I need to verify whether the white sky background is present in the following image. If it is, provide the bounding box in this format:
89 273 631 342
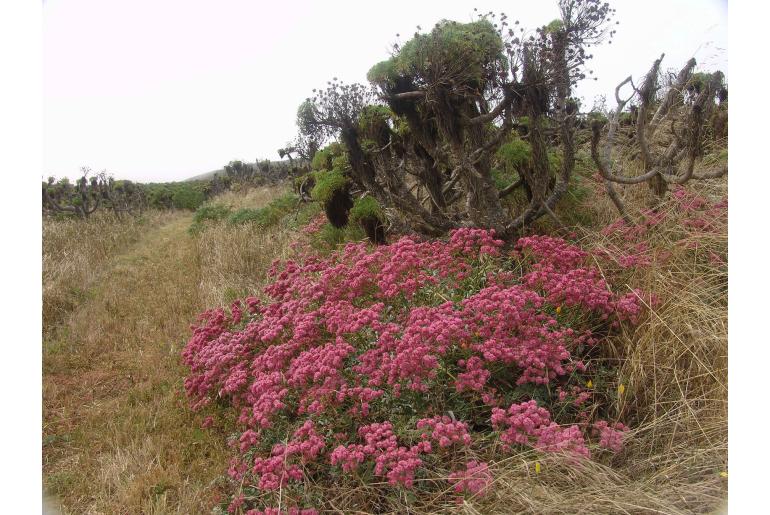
43 0 727 183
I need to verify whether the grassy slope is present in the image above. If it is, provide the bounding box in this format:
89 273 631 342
43 212 175 332
44 214 230 513
43 187 307 514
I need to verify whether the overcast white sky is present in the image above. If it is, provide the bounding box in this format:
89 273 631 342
43 0 727 183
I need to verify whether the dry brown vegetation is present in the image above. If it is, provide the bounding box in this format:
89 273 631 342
43 211 173 333
42 173 727 513
43 188 306 514
44 214 227 513
194 186 298 308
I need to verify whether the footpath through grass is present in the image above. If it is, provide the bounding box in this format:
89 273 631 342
43 214 230 514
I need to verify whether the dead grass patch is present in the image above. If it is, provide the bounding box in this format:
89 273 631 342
43 210 174 334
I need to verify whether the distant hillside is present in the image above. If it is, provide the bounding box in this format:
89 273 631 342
185 168 224 182
185 159 292 182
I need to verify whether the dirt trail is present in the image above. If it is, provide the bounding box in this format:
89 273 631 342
43 214 229 514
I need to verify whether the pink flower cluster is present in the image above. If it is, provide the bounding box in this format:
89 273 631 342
557 385 592 407
491 400 590 458
455 357 490 392
516 235 643 323
302 212 327 235
182 228 641 504
249 420 325 490
449 460 492 496
592 420 629 453
330 421 431 487
416 416 472 448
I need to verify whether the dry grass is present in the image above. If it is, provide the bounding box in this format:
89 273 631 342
43 211 173 333
193 185 304 308
195 222 296 308
43 214 227 514
206 185 291 211
43 187 298 514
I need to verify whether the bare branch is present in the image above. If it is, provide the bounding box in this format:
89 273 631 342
636 54 665 168
498 177 524 198
465 89 513 125
692 167 727 179
648 58 696 137
387 91 426 101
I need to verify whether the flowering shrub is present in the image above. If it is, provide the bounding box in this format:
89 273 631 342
183 228 642 511
592 420 629 453
449 461 493 497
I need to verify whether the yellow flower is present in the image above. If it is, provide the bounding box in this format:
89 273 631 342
720 471 728 478
535 462 541 474
586 380 593 388
618 383 625 395
555 306 562 315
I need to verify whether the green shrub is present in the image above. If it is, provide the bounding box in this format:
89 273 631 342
311 142 346 172
257 193 299 227
497 138 532 170
293 173 313 192
548 151 563 174
317 223 346 247
331 153 349 171
358 105 392 133
171 184 206 210
366 59 399 85
193 204 232 224
267 192 299 212
491 168 518 191
545 19 565 33
369 19 504 90
348 195 383 226
587 111 608 125
311 149 332 172
311 170 349 204
227 193 299 228
147 185 174 209
227 208 266 226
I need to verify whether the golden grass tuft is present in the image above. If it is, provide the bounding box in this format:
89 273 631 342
191 184 302 307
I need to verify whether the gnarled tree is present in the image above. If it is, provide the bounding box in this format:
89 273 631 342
42 168 103 219
43 168 148 219
295 0 616 238
591 54 727 221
